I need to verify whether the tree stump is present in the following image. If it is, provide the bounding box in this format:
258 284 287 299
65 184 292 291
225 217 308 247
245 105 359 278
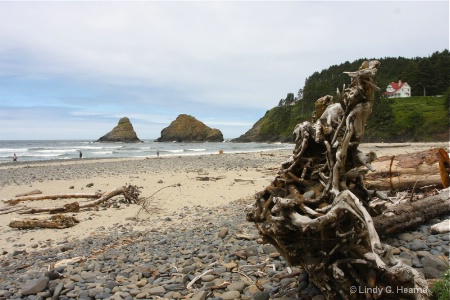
246 60 430 299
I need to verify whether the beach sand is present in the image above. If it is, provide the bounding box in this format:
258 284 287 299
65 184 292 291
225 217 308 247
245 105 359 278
0 142 448 254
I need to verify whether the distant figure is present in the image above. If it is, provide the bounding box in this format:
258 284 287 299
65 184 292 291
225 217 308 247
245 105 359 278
78 150 82 159
13 153 17 162
156 150 160 157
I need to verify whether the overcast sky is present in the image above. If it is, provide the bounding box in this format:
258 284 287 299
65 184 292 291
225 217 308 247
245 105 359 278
0 1 448 140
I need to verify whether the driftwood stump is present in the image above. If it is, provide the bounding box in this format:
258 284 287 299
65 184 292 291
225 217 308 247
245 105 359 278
246 61 431 299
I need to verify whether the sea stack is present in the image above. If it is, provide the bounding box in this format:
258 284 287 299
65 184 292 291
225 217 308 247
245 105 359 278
96 117 141 143
156 114 224 142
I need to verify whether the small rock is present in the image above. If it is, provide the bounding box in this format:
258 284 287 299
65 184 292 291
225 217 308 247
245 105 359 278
148 285 166 295
201 274 216 282
431 220 450 234
220 290 241 300
21 277 49 296
397 232 414 242
227 281 245 292
191 290 207 300
421 256 448 271
218 227 229 239
409 240 427 251
86 183 94 188
253 291 270 300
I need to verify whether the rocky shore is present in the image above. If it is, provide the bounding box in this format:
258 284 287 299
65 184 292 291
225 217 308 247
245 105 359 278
0 145 449 299
1 197 449 300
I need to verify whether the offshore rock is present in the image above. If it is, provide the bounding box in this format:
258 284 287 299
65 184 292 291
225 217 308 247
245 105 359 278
97 117 141 143
156 114 224 142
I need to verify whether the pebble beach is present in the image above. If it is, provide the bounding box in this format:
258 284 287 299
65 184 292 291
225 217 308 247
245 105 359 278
0 142 449 299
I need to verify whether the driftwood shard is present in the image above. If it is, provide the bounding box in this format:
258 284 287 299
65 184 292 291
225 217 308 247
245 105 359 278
246 60 431 299
438 148 450 188
9 214 80 229
15 189 43 198
3 192 102 206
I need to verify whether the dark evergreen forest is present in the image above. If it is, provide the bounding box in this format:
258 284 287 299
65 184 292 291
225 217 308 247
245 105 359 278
300 50 450 113
249 50 449 143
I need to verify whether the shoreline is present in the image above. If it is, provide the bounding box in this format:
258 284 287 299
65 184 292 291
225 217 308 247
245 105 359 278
1 141 448 167
0 142 448 254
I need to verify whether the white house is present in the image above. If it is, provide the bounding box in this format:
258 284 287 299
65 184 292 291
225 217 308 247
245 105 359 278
383 80 411 98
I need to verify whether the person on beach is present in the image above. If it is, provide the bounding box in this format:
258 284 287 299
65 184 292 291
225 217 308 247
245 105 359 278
13 153 17 162
156 150 159 157
78 150 82 159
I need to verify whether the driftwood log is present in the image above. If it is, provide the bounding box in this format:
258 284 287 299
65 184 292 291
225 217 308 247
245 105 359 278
9 214 80 229
365 148 450 191
246 60 431 299
374 188 450 235
6 185 140 229
3 192 102 206
15 185 140 215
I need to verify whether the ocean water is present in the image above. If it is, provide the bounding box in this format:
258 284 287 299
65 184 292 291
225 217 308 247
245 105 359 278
0 140 294 163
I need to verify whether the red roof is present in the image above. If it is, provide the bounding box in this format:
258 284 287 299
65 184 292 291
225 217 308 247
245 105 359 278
389 81 406 90
383 80 408 95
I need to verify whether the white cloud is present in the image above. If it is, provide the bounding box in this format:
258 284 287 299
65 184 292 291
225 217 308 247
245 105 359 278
0 1 448 139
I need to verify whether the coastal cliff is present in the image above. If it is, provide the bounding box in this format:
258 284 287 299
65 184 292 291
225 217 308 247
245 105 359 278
232 105 297 143
156 114 224 142
96 117 141 143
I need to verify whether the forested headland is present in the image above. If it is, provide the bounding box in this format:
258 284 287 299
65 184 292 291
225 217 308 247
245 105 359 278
234 50 449 143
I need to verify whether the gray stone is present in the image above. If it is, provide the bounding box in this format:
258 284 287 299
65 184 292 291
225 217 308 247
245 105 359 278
220 290 241 299
397 232 414 242
148 286 166 295
227 281 246 292
218 227 229 239
422 267 443 279
262 244 278 255
191 290 207 300
21 277 49 296
253 291 270 300
416 251 434 258
201 274 216 282
409 240 427 251
421 256 448 271
88 287 104 297
244 246 259 257
164 284 185 291
53 281 64 299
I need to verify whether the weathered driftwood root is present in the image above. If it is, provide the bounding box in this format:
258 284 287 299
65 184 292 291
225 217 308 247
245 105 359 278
247 190 429 299
17 185 140 215
246 61 430 299
374 188 450 235
9 214 80 229
365 148 450 191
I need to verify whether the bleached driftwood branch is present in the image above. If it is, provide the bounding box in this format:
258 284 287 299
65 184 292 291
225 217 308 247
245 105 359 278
14 185 140 215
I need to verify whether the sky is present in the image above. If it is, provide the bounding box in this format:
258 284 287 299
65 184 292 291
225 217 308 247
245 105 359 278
0 1 448 140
